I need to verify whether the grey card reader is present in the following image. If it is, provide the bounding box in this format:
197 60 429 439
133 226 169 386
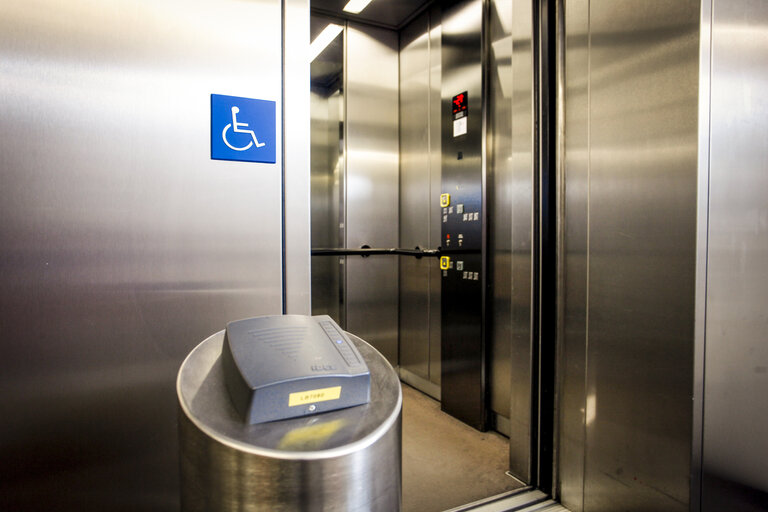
221 315 371 424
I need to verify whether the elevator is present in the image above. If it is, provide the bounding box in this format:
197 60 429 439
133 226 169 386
1 0 767 510
309 1 768 511
309 1 547 507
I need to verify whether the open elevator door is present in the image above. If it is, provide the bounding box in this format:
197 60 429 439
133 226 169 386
439 0 559 494
309 0 560 499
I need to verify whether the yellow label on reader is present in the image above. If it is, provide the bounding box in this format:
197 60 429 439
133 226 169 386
440 256 451 270
440 193 451 207
288 386 342 407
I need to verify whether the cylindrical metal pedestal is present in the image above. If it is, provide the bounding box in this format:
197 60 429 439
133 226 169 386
177 330 402 512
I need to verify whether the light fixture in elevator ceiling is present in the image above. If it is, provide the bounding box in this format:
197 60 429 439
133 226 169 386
342 0 372 14
311 0 433 31
310 23 343 62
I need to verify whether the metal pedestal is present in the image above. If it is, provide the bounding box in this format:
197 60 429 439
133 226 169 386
177 330 402 511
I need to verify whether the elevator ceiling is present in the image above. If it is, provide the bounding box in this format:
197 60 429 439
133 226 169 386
312 0 434 30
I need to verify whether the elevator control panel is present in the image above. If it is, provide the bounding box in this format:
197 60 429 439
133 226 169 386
221 315 370 424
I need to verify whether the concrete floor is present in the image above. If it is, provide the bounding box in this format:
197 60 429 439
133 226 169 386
401 384 525 512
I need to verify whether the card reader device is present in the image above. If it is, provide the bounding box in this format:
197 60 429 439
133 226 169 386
221 315 371 424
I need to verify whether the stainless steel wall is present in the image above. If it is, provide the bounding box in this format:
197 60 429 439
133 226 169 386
344 22 400 365
488 0 513 430
284 0 313 316
701 0 768 509
487 0 536 446
507 0 536 482
310 86 344 321
399 7 442 398
559 1 700 510
0 0 306 508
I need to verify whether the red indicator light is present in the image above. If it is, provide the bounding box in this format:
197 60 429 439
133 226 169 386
452 91 468 115
446 234 451 239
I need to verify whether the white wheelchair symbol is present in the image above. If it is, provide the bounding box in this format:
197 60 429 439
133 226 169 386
222 106 266 151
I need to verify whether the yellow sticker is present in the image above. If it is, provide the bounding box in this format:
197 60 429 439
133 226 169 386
288 386 342 407
440 193 451 207
440 256 451 270
277 419 346 450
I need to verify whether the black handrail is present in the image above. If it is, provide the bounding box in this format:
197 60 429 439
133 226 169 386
311 247 441 258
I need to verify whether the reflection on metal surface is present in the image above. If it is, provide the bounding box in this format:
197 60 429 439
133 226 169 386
558 0 590 507
311 24 344 62
559 1 699 510
345 22 400 365
0 0 286 509
284 0 312 315
703 0 768 509
508 0 535 483
399 9 442 391
311 14 345 325
488 0 513 432
178 331 401 511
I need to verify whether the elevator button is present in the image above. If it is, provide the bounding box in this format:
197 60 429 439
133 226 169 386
440 256 451 270
440 193 451 207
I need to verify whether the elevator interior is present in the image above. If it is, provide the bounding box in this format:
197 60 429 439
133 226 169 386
310 0 768 511
1 0 767 510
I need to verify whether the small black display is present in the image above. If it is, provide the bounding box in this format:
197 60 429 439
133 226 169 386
452 91 468 119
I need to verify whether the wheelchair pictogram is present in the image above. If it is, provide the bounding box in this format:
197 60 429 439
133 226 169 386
211 94 276 164
222 106 266 151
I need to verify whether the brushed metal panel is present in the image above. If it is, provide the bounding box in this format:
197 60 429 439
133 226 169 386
284 0 312 315
488 0 513 422
399 12 432 381
584 1 699 510
345 23 399 365
508 0 535 483
310 74 344 321
429 9 443 386
703 1 768 509
692 2 712 511
557 0 589 508
0 0 285 509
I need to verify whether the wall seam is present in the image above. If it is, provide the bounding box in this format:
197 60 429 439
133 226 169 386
580 0 591 509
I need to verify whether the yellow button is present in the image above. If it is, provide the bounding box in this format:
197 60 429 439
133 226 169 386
440 256 451 270
440 193 451 207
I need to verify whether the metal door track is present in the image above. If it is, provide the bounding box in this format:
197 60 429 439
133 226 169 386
444 488 571 512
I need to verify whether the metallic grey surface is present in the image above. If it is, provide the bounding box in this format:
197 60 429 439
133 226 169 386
692 1 712 510
558 0 589 507
0 0 287 509
344 23 400 365
178 331 402 510
398 9 443 392
508 0 535 483
310 18 344 323
440 0 487 430
702 0 768 508
558 1 700 510
284 0 312 315
488 0 514 427
400 11 433 382
429 8 443 387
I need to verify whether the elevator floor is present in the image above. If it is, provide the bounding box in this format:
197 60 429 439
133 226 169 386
401 384 525 512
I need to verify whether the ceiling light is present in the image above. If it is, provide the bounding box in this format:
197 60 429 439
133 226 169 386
342 0 373 14
310 23 343 62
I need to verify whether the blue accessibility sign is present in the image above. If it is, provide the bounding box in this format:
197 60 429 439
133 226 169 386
211 94 276 164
